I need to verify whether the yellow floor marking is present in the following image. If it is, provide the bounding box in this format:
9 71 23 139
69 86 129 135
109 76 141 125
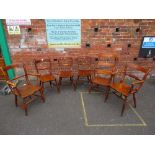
129 104 147 126
80 91 147 127
80 92 88 126
86 124 146 127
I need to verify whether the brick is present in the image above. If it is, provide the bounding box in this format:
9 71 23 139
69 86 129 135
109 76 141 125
2 19 155 73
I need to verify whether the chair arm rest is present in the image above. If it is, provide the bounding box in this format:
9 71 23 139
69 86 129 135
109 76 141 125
27 73 41 77
131 80 144 93
7 80 17 88
131 80 144 86
12 75 25 80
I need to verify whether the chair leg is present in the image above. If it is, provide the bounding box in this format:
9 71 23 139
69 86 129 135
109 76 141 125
88 82 94 93
121 97 127 116
25 108 28 116
59 77 62 85
104 86 110 103
55 79 60 93
133 93 136 108
15 95 18 107
22 99 28 116
40 87 45 102
49 81 52 88
70 76 76 91
75 76 80 90
41 82 44 92
70 76 73 82
87 75 91 82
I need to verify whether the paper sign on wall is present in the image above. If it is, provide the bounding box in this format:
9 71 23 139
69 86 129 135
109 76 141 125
142 37 155 48
45 19 81 48
6 19 31 26
7 26 21 35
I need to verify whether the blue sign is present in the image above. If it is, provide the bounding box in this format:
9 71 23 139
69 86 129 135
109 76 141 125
142 37 155 48
45 19 81 48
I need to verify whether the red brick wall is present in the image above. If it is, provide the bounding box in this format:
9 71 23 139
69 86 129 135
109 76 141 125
2 19 155 73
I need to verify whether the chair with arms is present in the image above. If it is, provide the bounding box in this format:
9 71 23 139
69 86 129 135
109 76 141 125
34 58 59 92
104 63 151 116
3 64 45 116
89 53 118 99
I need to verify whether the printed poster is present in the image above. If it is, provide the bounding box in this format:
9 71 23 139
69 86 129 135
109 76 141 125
7 26 21 35
6 19 31 26
45 19 81 48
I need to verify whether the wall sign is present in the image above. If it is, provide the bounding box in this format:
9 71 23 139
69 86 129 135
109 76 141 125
45 19 81 48
6 19 31 26
139 36 155 58
142 37 155 48
7 26 21 35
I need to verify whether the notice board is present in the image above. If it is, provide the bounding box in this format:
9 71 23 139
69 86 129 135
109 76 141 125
139 36 155 58
45 19 81 48
6 19 31 25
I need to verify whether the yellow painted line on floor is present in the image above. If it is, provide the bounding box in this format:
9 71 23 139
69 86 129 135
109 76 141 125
86 124 146 127
129 104 147 126
80 91 147 127
80 92 89 126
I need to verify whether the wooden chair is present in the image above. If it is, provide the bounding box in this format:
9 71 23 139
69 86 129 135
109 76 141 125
34 58 59 92
75 56 93 89
104 63 151 116
3 64 45 116
89 53 118 97
58 57 75 90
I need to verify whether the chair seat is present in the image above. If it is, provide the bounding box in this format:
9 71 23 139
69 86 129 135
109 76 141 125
78 70 92 76
91 77 110 86
13 84 41 98
110 82 131 96
39 74 55 82
59 71 73 78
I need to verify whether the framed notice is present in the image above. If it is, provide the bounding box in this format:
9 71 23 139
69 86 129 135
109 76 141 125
139 36 155 58
45 19 81 48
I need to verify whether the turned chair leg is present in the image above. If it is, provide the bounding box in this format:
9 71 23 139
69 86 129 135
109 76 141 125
70 76 73 82
25 108 28 116
87 75 91 82
121 97 127 116
70 76 76 91
104 86 110 103
40 87 45 102
59 77 62 85
75 76 80 90
22 99 28 116
15 95 18 107
49 81 52 88
41 82 44 92
133 93 136 108
55 79 60 93
88 82 94 93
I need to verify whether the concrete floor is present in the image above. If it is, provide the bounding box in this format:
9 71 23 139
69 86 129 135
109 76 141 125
0 79 155 135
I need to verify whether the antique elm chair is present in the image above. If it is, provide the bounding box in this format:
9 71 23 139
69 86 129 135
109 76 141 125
34 58 59 92
75 56 93 89
58 57 75 91
3 64 45 116
104 63 151 116
89 53 118 98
